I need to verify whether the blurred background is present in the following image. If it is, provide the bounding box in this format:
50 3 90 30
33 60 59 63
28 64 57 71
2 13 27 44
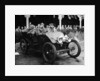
15 15 84 42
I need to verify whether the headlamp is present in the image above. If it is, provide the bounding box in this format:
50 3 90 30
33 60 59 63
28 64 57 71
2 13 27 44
58 36 63 44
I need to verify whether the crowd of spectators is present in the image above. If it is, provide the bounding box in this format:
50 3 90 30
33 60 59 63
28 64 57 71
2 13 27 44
15 22 84 35
16 22 58 35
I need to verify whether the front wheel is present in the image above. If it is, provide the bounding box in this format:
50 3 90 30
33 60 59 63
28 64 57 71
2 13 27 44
42 42 57 64
67 39 81 58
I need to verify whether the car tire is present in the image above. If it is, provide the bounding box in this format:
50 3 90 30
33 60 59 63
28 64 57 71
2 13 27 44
67 39 81 58
42 42 57 64
20 38 28 54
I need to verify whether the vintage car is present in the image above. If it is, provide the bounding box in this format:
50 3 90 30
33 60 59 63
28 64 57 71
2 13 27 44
20 26 81 63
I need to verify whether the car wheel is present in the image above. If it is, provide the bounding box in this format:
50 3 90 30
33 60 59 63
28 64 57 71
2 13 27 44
42 42 57 64
67 39 81 58
20 38 28 54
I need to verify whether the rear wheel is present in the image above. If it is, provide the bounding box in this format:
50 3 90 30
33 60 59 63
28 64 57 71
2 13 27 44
42 42 57 64
20 39 28 54
67 39 81 58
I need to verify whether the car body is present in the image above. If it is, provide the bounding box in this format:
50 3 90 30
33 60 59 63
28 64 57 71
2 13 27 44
20 27 81 63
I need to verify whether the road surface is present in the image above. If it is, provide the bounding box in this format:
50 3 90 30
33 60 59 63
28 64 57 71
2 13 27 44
15 41 84 65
